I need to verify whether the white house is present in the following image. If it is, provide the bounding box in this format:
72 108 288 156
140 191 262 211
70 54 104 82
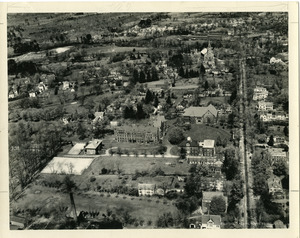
257 101 274 111
253 86 268 101
138 183 156 196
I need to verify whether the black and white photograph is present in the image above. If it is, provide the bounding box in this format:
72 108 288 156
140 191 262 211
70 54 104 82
1 1 298 235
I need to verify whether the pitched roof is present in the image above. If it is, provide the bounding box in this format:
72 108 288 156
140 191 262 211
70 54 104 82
138 183 155 190
183 105 218 118
187 215 221 227
267 174 282 189
202 215 221 226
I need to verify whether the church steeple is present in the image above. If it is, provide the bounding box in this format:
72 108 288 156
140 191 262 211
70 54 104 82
208 40 212 49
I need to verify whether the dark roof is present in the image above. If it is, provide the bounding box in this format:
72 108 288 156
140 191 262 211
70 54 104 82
202 215 221 226
115 125 158 134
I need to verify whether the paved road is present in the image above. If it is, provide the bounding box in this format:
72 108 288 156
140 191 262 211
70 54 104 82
239 58 257 228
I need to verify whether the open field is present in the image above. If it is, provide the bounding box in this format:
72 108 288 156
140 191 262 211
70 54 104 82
41 157 95 175
85 46 150 55
200 96 229 105
81 156 190 176
12 184 178 226
185 124 231 141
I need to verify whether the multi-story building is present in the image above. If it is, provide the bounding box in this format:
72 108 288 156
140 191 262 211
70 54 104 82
179 137 216 157
138 183 156 196
260 112 288 122
253 86 268 100
114 125 159 143
257 101 274 111
267 148 288 164
267 174 284 199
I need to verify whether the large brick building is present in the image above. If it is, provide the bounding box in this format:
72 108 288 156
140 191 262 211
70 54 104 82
179 137 216 157
114 125 159 143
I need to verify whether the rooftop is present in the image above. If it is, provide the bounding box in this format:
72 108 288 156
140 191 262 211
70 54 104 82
202 215 221 226
268 148 287 157
85 139 103 149
138 183 156 190
116 125 158 134
202 139 215 148
183 104 218 118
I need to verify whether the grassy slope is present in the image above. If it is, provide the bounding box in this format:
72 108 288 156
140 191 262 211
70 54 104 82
185 124 231 141
13 184 177 226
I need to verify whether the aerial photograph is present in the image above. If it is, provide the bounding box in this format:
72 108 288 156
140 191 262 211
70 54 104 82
7 12 289 230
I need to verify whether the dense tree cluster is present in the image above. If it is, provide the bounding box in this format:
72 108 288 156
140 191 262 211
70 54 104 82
8 60 37 76
9 122 63 197
221 148 240 180
168 127 185 145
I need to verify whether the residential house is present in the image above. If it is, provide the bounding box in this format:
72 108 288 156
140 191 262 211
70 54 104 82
85 139 103 155
110 121 120 127
253 86 268 100
114 125 159 143
93 112 105 124
183 104 218 124
201 215 222 229
8 91 15 99
29 91 37 98
188 215 221 229
267 174 284 199
202 191 228 214
62 81 70 90
260 112 288 122
257 101 274 111
274 136 286 144
62 117 69 125
38 82 48 92
138 183 156 196
267 148 288 164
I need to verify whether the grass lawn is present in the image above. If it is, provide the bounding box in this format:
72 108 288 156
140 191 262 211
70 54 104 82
81 156 190 177
12 184 177 227
184 124 231 142
200 96 229 105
